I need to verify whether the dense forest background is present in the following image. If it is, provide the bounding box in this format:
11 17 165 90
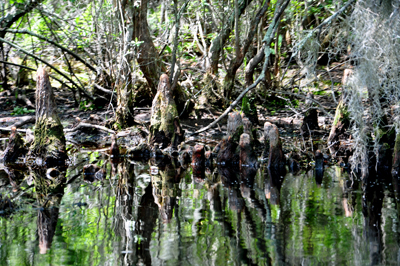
1 0 400 174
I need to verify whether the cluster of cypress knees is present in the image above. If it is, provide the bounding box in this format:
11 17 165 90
2 71 326 180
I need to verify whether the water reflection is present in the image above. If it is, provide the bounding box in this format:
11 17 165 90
2 153 400 265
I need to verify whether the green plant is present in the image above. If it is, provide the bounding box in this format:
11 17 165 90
11 107 35 116
79 100 95 111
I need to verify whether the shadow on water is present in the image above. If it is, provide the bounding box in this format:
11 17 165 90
2 151 400 265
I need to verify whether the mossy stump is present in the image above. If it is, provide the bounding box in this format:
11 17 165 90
29 67 67 166
149 74 184 149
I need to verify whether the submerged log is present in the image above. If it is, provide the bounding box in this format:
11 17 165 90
149 74 184 149
2 127 27 164
29 67 67 166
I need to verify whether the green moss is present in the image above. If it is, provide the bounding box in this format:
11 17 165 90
333 101 350 127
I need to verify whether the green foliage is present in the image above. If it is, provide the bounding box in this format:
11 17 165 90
11 106 35 115
79 100 95 111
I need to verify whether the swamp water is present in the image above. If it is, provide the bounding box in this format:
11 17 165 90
1 149 400 266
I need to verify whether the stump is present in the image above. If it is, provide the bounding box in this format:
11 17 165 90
149 74 184 149
300 109 319 135
314 150 324 185
392 134 400 175
192 144 205 167
29 67 67 166
110 134 120 159
300 93 319 136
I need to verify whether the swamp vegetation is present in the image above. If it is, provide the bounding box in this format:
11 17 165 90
1 0 400 265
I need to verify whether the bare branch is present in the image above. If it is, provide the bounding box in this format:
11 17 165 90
191 0 290 135
0 37 94 100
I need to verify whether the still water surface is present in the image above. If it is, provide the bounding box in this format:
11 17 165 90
1 150 400 266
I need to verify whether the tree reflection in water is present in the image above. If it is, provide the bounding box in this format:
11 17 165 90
2 153 400 265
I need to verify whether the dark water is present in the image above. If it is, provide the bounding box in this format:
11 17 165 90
1 150 400 266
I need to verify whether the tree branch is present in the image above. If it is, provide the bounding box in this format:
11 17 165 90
0 37 94 100
192 0 290 135
280 0 356 82
4 29 97 73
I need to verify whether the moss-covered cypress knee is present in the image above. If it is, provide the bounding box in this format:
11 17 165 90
149 74 184 149
29 67 67 166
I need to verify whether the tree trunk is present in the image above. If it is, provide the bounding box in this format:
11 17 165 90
127 0 164 94
207 0 254 75
222 0 270 101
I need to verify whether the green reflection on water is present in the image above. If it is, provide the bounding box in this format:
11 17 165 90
1 155 400 265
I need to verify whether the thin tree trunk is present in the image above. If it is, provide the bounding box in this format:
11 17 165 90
222 0 270 101
206 0 254 75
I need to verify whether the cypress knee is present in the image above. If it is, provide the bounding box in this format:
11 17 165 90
2 127 27 164
29 67 67 166
149 74 184 149
264 122 286 174
239 133 257 169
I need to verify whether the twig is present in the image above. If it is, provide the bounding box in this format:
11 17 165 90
94 83 113 95
64 122 115 134
271 89 334 119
